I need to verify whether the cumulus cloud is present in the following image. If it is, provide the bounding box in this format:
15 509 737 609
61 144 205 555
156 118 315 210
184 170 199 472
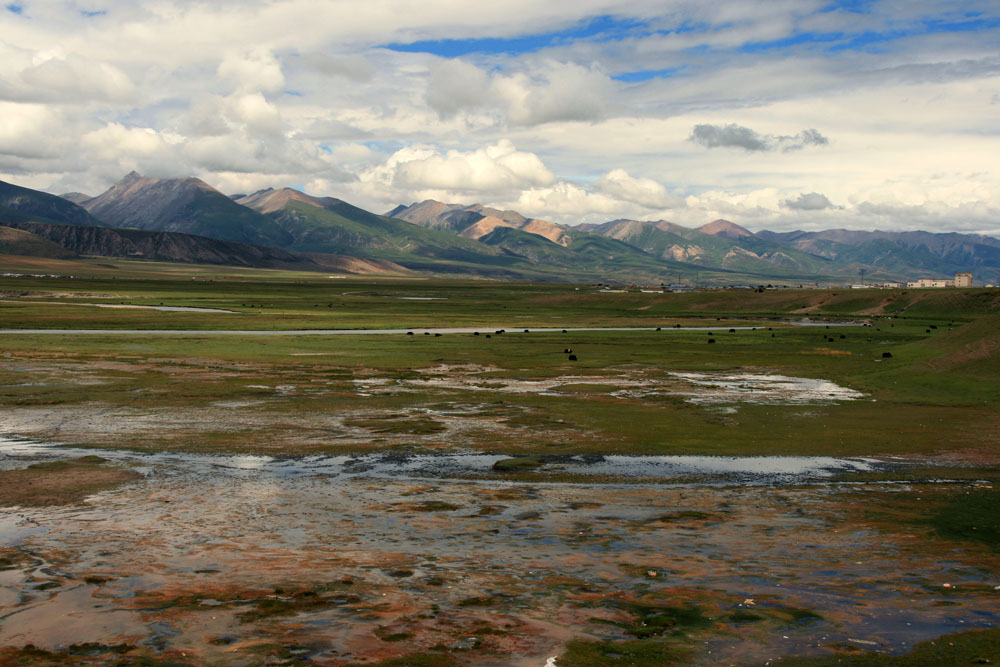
512 181 626 218
218 49 285 94
18 54 136 104
0 102 67 158
689 123 829 152
81 123 172 162
366 139 555 193
783 192 834 210
173 89 324 175
183 94 231 137
426 58 613 126
593 169 682 209
425 59 491 119
182 129 330 175
227 93 284 136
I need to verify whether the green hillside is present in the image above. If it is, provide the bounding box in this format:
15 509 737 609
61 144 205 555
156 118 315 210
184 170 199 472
0 226 77 258
596 220 845 277
0 179 105 228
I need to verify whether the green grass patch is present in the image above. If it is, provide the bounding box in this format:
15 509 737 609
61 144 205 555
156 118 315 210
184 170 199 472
926 486 1000 549
492 456 545 472
559 638 690 665
776 628 1000 665
595 601 713 639
343 654 457 667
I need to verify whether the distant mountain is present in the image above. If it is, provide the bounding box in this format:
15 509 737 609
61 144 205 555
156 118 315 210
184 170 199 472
4 171 990 284
698 219 754 240
1 220 314 269
0 179 105 228
58 192 93 205
78 172 292 247
385 200 466 228
474 225 700 278
389 200 572 246
580 218 838 276
235 187 553 277
756 229 1000 279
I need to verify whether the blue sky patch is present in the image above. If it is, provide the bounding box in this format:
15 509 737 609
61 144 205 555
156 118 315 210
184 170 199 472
613 67 683 83
6 3 23 14
385 14 648 57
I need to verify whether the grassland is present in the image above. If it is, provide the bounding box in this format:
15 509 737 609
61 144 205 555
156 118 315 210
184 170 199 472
0 270 997 459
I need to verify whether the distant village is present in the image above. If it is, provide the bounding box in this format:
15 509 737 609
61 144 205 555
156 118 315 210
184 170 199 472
594 271 991 293
855 272 974 289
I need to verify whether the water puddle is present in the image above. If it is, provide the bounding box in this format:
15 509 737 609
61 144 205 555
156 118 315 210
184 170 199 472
393 296 448 300
355 367 865 406
0 321 860 335
668 371 866 404
0 299 234 313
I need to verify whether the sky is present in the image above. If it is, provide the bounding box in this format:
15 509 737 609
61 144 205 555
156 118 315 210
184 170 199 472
1 1 999 235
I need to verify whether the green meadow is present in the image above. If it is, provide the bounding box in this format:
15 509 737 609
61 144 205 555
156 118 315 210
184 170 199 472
1 269 997 458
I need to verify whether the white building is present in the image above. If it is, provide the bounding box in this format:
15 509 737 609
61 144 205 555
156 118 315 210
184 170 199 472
906 273 973 288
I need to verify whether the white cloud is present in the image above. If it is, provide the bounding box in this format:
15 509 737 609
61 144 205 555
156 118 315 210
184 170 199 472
366 139 555 194
81 123 171 161
183 94 231 137
218 49 285 94
426 59 613 126
513 182 628 218
593 169 682 209
227 93 284 136
300 53 375 83
0 102 67 158
425 59 491 119
16 54 136 104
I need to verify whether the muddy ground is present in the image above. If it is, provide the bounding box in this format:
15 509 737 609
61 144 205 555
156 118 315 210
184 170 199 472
0 355 871 455
0 455 140 507
1 442 999 666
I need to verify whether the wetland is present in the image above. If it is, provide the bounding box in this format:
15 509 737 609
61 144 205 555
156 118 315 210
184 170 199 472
1 273 999 665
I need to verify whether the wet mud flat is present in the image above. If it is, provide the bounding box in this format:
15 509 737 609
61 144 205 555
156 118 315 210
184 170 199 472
0 356 873 455
2 441 999 665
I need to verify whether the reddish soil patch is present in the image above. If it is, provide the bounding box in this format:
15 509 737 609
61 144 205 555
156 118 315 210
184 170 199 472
0 457 140 507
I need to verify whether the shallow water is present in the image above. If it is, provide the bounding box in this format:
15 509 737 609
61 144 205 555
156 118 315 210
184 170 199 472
0 439 1000 665
668 371 866 404
0 300 234 313
1 437 998 665
366 367 868 406
0 321 858 335
0 437 878 483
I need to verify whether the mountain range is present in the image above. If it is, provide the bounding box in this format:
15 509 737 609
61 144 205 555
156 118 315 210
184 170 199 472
0 172 997 284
